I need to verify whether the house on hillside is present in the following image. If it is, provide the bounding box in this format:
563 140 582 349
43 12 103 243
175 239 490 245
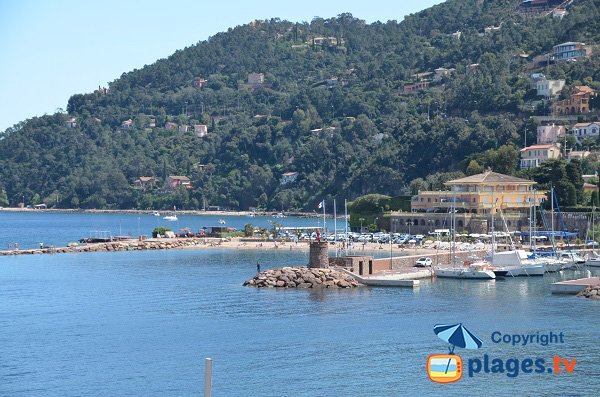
403 81 430 94
552 42 591 62
537 124 566 144
134 176 159 189
280 172 299 185
178 125 189 133
571 122 600 143
536 79 565 97
520 143 562 169
313 36 340 46
165 121 178 130
552 8 568 19
247 72 264 85
553 86 596 115
164 176 192 190
65 117 77 128
193 124 208 137
192 78 208 88
121 119 134 130
433 68 455 81
568 150 592 161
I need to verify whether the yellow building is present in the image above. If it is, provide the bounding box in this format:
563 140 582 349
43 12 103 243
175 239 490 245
411 171 545 215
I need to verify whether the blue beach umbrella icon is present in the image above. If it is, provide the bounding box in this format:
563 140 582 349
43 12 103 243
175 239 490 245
434 323 482 353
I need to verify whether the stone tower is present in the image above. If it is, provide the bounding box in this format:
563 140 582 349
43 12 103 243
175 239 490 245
308 241 329 268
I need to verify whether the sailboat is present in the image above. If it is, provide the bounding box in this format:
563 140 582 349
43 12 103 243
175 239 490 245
485 191 545 276
435 199 496 280
586 205 600 267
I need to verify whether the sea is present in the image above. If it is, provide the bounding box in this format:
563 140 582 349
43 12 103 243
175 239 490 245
1 212 599 396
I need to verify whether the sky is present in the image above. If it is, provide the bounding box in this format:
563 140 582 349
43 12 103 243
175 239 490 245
0 0 444 132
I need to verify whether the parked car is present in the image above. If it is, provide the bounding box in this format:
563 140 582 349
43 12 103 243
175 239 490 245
414 257 432 267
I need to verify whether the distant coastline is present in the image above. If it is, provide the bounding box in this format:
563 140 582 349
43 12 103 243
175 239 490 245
0 207 328 218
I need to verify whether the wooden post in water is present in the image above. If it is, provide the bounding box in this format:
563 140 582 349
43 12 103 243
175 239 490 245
204 358 212 397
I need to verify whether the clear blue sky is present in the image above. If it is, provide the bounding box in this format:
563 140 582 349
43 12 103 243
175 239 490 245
0 0 444 132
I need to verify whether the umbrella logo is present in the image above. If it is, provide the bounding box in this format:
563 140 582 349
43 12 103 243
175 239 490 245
427 323 483 384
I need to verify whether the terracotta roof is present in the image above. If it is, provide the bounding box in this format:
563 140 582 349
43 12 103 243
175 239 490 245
573 123 593 128
168 176 190 181
445 171 534 185
574 85 594 93
520 144 559 151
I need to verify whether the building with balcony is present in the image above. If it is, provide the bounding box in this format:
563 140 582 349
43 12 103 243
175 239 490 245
571 122 600 143
552 86 596 115
536 78 565 97
520 143 562 169
551 42 590 62
393 171 545 234
537 124 566 144
411 171 542 215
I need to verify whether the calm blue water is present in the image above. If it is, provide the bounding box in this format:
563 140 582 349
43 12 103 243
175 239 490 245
1 214 599 396
0 211 334 250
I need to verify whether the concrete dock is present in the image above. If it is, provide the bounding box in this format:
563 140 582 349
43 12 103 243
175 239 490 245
551 277 600 294
340 268 432 288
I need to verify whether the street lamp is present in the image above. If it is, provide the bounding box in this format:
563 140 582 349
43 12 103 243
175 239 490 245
359 218 365 233
390 219 398 270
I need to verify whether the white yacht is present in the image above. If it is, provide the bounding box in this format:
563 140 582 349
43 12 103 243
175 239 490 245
435 261 496 280
163 215 178 221
485 250 545 277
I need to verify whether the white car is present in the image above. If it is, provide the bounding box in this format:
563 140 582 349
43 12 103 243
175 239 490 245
414 257 432 267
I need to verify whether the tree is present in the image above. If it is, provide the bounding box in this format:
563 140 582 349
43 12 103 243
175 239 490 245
565 159 584 204
592 191 599 207
0 189 8 207
243 223 254 237
465 160 484 176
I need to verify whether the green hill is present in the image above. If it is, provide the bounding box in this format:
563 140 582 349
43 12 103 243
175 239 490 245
2 0 600 210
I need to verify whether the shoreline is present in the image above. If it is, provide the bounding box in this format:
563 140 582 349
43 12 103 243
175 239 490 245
0 207 329 218
0 236 450 258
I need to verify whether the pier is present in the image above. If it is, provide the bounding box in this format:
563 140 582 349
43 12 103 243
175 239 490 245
551 277 600 294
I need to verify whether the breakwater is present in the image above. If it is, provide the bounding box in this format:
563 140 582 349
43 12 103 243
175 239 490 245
0 238 212 256
244 267 361 288
577 285 600 300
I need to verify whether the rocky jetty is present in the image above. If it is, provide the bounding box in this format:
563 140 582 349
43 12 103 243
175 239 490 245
244 266 361 288
0 238 210 256
576 285 600 300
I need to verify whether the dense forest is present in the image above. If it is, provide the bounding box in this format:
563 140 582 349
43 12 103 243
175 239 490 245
2 0 600 211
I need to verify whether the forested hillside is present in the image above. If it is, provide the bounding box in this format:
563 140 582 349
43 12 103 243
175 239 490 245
2 0 600 210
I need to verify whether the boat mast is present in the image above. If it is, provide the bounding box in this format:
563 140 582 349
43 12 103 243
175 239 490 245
551 185 555 255
491 189 495 262
529 188 533 251
533 189 537 254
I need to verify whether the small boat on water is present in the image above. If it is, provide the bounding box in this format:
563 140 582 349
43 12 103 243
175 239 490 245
153 211 160 217
435 261 496 280
163 215 178 221
218 219 226 224
587 253 600 267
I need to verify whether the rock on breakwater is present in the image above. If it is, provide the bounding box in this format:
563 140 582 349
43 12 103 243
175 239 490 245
576 285 600 300
0 238 210 256
244 267 361 288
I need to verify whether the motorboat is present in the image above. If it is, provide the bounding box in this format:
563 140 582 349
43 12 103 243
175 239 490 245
558 251 585 269
163 215 178 221
218 219 226 224
485 250 545 277
435 261 496 280
587 253 600 267
153 211 160 216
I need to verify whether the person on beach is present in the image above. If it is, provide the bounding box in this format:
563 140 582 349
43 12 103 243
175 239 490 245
256 262 261 273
